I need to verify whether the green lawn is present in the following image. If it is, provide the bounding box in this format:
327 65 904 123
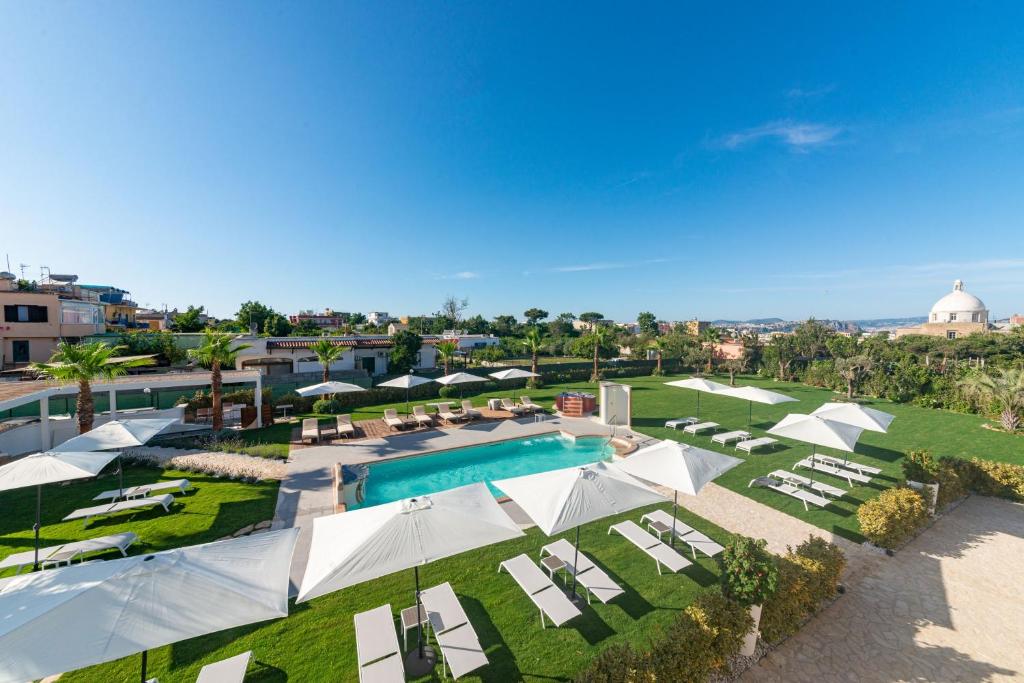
0 465 279 579
61 502 729 682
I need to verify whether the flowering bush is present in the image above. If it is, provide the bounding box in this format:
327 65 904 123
123 447 285 482
719 536 779 606
857 488 928 549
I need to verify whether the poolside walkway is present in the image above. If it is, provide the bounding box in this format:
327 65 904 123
743 495 1024 682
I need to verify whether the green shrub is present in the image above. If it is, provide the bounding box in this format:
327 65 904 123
792 535 845 605
438 385 458 399
901 448 937 483
312 398 343 414
649 612 714 683
686 590 752 672
966 457 1024 501
572 643 650 683
759 555 813 643
719 537 779 606
857 488 928 549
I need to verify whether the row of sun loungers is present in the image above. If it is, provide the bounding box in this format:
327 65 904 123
0 532 139 574
63 494 176 526
93 478 191 502
303 415 356 443
814 454 882 476
749 476 831 510
794 458 872 486
769 470 846 499
665 417 780 453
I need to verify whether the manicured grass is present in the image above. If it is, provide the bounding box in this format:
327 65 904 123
62 502 729 682
0 465 279 579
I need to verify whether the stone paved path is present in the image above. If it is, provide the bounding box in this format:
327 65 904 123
743 495 1024 683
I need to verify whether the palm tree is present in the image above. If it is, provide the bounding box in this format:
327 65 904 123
647 337 669 375
31 341 154 434
959 368 1024 432
309 338 343 383
188 331 251 431
521 327 545 377
588 325 613 382
835 355 873 399
436 341 458 375
699 326 722 373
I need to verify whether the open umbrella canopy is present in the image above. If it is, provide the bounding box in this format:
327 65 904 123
488 368 539 381
295 381 366 397
0 529 299 683
434 372 488 386
720 385 799 406
53 418 178 452
493 462 666 536
811 402 895 433
614 440 742 496
377 374 434 390
0 451 119 491
767 413 863 452
297 482 524 603
663 377 731 393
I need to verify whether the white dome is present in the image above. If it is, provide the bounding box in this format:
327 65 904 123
928 280 988 324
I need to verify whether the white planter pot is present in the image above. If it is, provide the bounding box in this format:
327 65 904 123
908 480 939 516
741 603 762 656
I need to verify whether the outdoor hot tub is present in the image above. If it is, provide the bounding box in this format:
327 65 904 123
556 391 596 417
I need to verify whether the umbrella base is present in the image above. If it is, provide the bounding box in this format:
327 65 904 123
405 646 437 676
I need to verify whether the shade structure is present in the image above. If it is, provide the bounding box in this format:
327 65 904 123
614 440 741 547
53 418 179 452
664 377 731 419
295 381 366 397
719 385 799 427
0 528 299 683
494 462 666 601
0 451 121 571
434 372 488 386
488 368 539 397
297 482 524 672
767 413 863 453
377 374 434 414
811 402 895 433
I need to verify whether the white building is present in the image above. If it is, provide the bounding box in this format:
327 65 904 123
232 335 439 376
895 280 992 339
366 312 393 326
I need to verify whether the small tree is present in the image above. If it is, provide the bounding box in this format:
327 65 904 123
436 340 458 375
637 311 658 336
588 325 614 382
722 356 748 386
959 368 1024 432
699 326 722 373
521 327 544 378
523 308 549 326
578 311 605 330
188 331 251 431
171 305 206 333
32 342 155 433
719 537 779 607
309 338 343 383
835 354 873 398
389 330 423 374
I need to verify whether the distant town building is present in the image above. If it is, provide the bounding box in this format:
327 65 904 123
572 318 613 331
288 309 350 331
895 280 991 340
366 312 394 326
1010 314 1024 329
135 308 173 331
232 334 440 377
387 322 409 335
684 319 710 336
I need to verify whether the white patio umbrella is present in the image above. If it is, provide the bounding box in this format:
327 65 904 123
0 528 299 683
377 373 434 415
719 385 799 427
615 440 741 547
434 371 488 398
295 381 366 397
664 377 730 419
767 413 864 479
494 462 665 602
0 451 120 571
54 418 179 498
811 402 895 433
488 368 539 398
296 482 523 673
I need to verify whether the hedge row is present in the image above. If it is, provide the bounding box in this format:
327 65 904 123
759 536 846 642
903 449 1024 505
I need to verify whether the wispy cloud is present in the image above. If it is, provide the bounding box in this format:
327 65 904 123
720 120 844 151
435 271 481 280
785 84 837 100
548 258 671 273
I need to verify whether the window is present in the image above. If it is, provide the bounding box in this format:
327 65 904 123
3 304 48 323
947 331 957 340
972 312 980 322
948 312 957 322
931 313 937 322
60 301 103 325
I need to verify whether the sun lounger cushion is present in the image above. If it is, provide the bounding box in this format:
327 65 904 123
354 605 403 683
499 554 582 627
608 520 691 574
420 582 488 679
665 417 698 429
539 538 624 604
735 437 777 453
640 510 724 559
196 651 252 683
93 479 191 501
63 494 175 523
683 421 718 434
712 430 750 445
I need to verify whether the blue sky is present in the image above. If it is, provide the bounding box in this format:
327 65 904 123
2 2 1023 322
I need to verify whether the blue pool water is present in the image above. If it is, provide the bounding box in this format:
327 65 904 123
350 434 613 509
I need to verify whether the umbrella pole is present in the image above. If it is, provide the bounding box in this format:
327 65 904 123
406 388 410 417
140 650 147 683
405 565 436 675
415 565 424 658
118 454 124 498
33 484 41 571
569 526 582 602
748 400 752 428
670 490 678 548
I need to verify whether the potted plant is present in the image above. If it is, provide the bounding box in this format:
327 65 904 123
719 537 779 656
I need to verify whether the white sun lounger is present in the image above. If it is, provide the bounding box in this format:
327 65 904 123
735 437 778 453
814 454 882 476
63 494 175 525
795 458 872 486
381 409 409 431
499 554 582 627
683 421 719 435
460 400 482 419
336 414 356 438
749 477 829 511
0 532 139 574
608 521 691 574
769 470 846 499
438 403 466 425
301 418 320 443
500 398 525 415
520 397 545 412
354 604 404 683
665 417 698 429
196 651 252 683
539 538 624 604
411 406 434 427
711 430 750 445
420 582 488 680
639 510 724 559
93 479 191 502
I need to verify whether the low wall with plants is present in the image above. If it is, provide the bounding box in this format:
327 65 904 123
574 535 845 683
903 449 1024 505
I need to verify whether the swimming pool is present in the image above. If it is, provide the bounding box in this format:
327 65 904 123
349 433 614 509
